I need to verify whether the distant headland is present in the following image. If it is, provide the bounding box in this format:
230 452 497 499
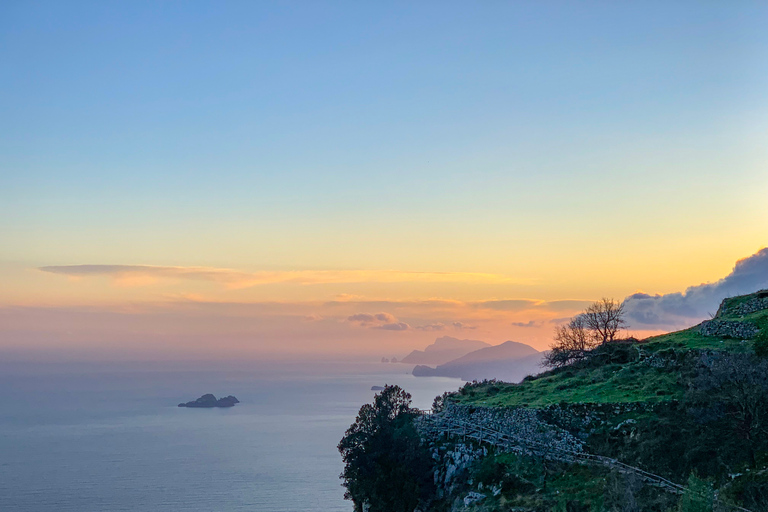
178 394 240 408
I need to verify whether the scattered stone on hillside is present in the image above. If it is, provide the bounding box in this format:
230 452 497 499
698 291 767 340
419 404 583 454
463 492 486 506
699 319 760 340
716 290 768 317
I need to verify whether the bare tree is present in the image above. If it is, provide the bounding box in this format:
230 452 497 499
583 298 627 344
544 298 628 368
543 315 596 367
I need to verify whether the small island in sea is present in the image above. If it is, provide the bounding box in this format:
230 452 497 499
370 386 385 391
178 394 240 408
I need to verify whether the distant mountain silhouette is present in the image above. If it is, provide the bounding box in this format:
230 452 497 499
400 336 491 365
412 340 544 382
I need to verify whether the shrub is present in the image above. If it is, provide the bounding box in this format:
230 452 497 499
677 473 714 512
754 330 768 358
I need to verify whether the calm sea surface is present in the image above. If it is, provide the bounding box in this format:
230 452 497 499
0 360 461 512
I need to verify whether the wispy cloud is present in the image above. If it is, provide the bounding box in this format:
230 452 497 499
511 320 543 328
474 299 592 312
347 312 397 324
38 265 519 288
375 322 410 331
347 312 412 331
414 323 446 331
413 321 478 331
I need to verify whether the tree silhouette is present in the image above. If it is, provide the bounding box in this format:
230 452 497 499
338 385 435 512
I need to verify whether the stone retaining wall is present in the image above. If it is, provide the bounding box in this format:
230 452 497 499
718 291 768 317
699 319 760 339
428 404 583 453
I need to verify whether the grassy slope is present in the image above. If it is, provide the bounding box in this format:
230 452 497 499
450 305 767 409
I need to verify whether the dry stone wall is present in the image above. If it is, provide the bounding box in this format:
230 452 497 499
718 291 768 317
423 404 583 453
699 319 760 339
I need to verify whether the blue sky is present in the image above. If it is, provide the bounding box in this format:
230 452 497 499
1 1 767 356
2 2 766 262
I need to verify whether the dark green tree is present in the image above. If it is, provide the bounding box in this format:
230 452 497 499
338 385 435 512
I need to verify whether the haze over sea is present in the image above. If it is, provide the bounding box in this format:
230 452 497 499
0 360 461 512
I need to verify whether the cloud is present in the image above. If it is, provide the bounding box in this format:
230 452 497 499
347 312 408 331
412 321 481 331
623 247 768 328
475 299 538 311
347 312 397 325
451 321 478 330
375 322 410 331
347 313 376 323
302 314 323 322
39 265 519 288
473 299 592 312
511 320 542 328
415 323 446 331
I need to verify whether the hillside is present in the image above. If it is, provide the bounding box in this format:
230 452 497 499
450 292 768 410
345 290 768 512
424 290 768 511
401 336 491 365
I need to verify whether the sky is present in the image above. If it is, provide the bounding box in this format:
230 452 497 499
1 1 767 360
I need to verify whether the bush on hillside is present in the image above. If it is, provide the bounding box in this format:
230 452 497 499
754 329 768 358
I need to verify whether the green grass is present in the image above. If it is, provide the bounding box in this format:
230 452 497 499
448 292 767 409
474 452 609 511
719 291 768 316
643 327 753 352
723 308 768 329
451 361 682 408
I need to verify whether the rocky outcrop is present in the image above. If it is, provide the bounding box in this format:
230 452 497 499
698 291 766 340
430 441 487 498
717 290 768 317
422 404 583 454
177 394 240 408
699 319 760 339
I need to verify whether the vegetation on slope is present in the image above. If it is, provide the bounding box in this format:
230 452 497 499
340 290 768 511
453 302 768 409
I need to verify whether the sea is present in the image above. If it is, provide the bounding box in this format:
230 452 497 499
0 360 462 512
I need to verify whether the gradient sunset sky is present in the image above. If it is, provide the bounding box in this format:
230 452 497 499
2 2 767 360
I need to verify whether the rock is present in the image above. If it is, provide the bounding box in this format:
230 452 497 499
699 319 760 339
463 492 486 506
216 395 240 407
178 394 240 408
